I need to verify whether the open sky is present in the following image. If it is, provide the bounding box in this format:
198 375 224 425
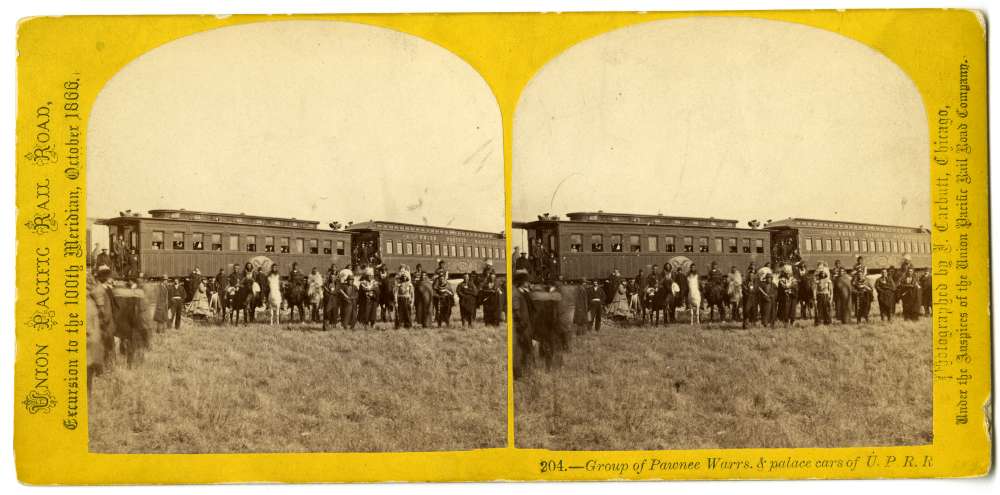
88 20 503 234
513 17 929 243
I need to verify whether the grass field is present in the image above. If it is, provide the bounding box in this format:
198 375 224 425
89 316 506 453
514 318 932 450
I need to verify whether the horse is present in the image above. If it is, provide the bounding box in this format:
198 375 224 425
641 286 666 326
225 283 254 325
704 278 727 322
798 274 815 319
727 277 743 321
415 277 434 327
283 279 309 323
307 278 325 322
686 273 702 325
378 274 396 324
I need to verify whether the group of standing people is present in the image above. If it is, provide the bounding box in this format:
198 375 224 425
567 255 932 331
144 258 505 331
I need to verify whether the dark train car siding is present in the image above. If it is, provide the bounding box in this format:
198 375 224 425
522 215 771 280
349 221 506 276
102 212 352 278
767 219 932 271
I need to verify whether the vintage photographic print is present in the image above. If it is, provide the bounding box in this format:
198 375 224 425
512 17 934 450
14 10 989 484
83 21 506 453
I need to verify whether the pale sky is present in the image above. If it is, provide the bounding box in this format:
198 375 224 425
513 17 929 236
89 21 503 233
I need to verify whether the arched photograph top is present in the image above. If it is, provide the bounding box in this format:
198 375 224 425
85 20 507 454
512 17 932 451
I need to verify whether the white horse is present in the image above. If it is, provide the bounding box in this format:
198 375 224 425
687 272 702 325
266 273 282 325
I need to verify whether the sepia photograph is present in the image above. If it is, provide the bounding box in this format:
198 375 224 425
511 17 933 450
84 20 507 453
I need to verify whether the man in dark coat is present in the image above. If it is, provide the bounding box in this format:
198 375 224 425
478 276 501 326
742 271 758 328
512 270 534 380
227 264 240 289
167 278 187 329
322 275 340 331
337 274 358 329
95 248 111 270
875 270 897 321
920 271 933 316
456 274 479 327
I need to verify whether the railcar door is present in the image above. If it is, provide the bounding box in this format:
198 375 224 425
769 228 799 266
350 230 380 267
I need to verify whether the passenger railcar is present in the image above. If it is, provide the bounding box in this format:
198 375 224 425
347 220 506 276
765 218 931 271
514 212 771 280
98 209 353 278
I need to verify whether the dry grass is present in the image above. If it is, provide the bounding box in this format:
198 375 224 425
89 316 506 453
515 319 932 450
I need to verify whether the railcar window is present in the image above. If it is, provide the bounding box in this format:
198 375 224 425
450 245 457 257
280 237 289 253
683 237 694 253
433 244 440 256
570 234 583 252
591 234 604 252
868 240 876 252
713 237 723 253
905 240 912 254
229 234 238 251
336 240 345 256
309 239 318 254
629 235 641 253
211 233 222 251
265 236 275 252
416 243 423 255
608 234 622 252
247 235 257 252
647 236 658 253
172 232 185 250
860 239 868 252
825 239 832 251
742 238 751 253
192 233 204 251
151 231 164 250
385 241 393 255
295 238 304 254
425 244 431 257
323 240 332 255
395 241 403 255
405 242 413 255
834 238 842 252
664 236 675 253
755 239 764 254
851 239 859 252
728 238 737 253
803 238 812 252
698 237 709 253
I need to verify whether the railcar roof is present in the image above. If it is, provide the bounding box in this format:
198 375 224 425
97 209 347 233
347 220 504 238
766 217 929 233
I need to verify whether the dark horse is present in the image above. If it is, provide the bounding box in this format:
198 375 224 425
283 279 309 323
704 279 727 322
378 273 396 324
641 285 669 326
225 283 254 325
